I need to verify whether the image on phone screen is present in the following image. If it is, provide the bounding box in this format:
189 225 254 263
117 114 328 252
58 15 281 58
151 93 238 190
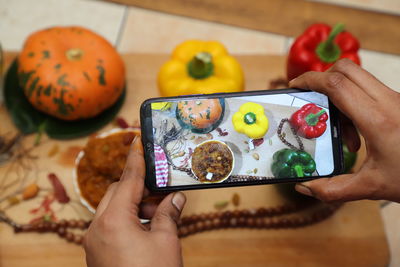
145 90 339 189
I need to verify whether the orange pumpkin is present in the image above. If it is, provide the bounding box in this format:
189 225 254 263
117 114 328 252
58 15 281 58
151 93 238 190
176 99 224 133
17 26 125 120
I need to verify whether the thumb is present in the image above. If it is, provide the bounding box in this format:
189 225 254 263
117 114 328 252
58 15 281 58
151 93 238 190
295 174 369 202
151 192 186 234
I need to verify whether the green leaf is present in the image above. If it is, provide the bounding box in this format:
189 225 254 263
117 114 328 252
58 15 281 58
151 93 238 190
4 59 126 139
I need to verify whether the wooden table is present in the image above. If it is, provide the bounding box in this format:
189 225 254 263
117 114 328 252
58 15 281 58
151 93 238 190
0 53 389 267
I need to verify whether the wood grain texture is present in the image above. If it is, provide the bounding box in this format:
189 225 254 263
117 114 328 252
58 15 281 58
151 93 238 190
108 0 400 55
0 53 389 267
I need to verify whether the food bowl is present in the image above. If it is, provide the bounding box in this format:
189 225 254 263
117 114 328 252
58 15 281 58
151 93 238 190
73 128 141 214
191 140 235 183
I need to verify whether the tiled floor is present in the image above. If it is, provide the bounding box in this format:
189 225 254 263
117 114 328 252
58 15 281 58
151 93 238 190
1 0 400 266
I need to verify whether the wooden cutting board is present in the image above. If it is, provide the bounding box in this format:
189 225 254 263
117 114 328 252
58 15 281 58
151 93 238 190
0 53 389 267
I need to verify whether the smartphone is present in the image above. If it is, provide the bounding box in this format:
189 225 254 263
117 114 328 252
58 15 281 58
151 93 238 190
140 89 343 192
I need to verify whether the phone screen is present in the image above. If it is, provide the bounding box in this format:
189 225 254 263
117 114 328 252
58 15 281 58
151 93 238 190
142 90 342 190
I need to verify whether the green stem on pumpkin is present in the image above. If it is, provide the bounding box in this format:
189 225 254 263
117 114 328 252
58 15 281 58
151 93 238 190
187 52 214 79
316 23 345 63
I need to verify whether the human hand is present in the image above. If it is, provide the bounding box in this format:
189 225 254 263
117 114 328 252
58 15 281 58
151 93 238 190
289 58 400 203
83 136 186 267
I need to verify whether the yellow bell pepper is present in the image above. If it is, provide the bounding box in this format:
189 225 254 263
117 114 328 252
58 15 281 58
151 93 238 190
232 102 269 139
158 40 244 96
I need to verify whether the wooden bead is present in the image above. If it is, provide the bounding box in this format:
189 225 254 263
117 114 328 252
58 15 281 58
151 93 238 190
212 218 220 228
21 224 34 232
229 218 237 228
76 220 87 230
49 222 59 232
58 219 67 228
36 222 46 233
74 235 83 245
240 210 250 217
187 224 196 234
179 227 188 237
232 210 241 218
255 218 263 228
203 220 212 230
57 227 66 237
256 207 267 216
65 231 74 242
238 217 246 226
246 217 255 228
67 219 78 228
220 219 229 228
195 221 205 232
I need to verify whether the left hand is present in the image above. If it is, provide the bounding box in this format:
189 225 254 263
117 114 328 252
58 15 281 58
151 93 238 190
83 136 186 267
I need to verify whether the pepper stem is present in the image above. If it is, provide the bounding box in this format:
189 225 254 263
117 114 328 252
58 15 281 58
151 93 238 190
294 165 304 178
316 23 345 63
244 112 257 125
305 109 325 126
187 52 214 79
66 48 84 61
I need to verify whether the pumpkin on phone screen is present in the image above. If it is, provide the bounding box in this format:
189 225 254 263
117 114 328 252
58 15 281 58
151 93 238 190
176 99 224 133
17 26 125 121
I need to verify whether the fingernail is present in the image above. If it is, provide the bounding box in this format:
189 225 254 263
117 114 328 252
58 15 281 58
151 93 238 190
288 78 297 85
295 183 313 197
172 192 186 212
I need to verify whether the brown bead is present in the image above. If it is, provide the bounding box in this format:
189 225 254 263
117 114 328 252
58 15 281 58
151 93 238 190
74 235 83 245
212 218 220 228
180 217 190 225
269 218 279 228
58 219 67 228
222 210 232 219
195 221 205 232
179 227 188 237
256 207 267 216
241 210 250 217
76 220 87 230
229 218 237 227
190 215 198 223
280 218 291 227
255 218 263 228
187 224 196 234
206 212 215 220
65 231 75 242
21 224 34 232
246 217 255 228
49 222 59 232
203 220 212 230
36 222 46 232
198 213 207 221
232 210 241 218
248 209 257 216
57 227 66 237
238 217 246 226
220 219 229 228
14 225 23 233
67 219 78 228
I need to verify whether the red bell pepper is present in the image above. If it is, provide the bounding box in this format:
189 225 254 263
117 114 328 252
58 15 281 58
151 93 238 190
290 103 328 139
287 23 361 81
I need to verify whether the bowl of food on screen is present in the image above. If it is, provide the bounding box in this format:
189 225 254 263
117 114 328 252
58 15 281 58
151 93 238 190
191 140 234 183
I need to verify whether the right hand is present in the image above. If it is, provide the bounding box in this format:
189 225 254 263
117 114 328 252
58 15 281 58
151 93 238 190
289 58 400 203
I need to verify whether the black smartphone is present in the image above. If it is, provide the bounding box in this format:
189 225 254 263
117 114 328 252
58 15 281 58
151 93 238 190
140 89 343 192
